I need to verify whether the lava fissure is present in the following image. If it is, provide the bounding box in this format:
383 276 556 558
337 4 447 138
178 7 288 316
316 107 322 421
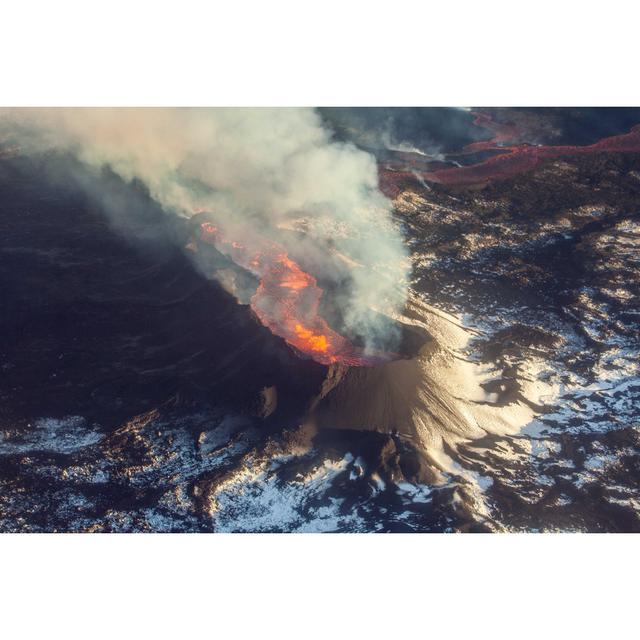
198 222 388 366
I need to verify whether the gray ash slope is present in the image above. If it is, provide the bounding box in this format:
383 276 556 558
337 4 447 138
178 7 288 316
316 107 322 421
1 109 640 532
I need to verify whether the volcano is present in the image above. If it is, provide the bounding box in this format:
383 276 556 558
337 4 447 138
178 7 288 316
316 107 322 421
195 220 403 367
2 107 640 533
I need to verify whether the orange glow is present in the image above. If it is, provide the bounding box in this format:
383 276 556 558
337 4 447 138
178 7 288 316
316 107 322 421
196 219 387 366
276 255 312 290
201 222 218 235
294 324 330 353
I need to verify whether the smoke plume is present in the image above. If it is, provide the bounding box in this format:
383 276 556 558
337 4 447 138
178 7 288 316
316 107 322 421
0 108 408 351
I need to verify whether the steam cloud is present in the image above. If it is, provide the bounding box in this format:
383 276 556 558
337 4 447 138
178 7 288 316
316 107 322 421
0 108 408 350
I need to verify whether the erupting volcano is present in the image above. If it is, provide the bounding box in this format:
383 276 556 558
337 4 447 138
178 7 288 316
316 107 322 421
198 222 388 366
2 107 640 535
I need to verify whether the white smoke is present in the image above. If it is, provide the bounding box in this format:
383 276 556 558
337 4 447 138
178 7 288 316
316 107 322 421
0 108 408 348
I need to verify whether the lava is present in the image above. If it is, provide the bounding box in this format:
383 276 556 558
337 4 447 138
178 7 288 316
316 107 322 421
462 111 521 153
294 324 329 353
377 113 640 193
423 121 640 186
198 222 384 366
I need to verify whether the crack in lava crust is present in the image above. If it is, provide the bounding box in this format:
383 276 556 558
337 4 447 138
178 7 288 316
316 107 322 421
198 222 388 366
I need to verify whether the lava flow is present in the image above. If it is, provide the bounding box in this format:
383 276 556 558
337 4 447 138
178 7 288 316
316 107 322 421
424 115 640 186
377 113 640 194
198 222 385 366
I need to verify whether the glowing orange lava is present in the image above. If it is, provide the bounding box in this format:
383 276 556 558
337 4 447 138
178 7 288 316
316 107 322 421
197 221 384 366
294 324 329 353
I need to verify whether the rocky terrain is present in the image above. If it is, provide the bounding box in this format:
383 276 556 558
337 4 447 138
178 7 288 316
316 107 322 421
1 108 638 532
